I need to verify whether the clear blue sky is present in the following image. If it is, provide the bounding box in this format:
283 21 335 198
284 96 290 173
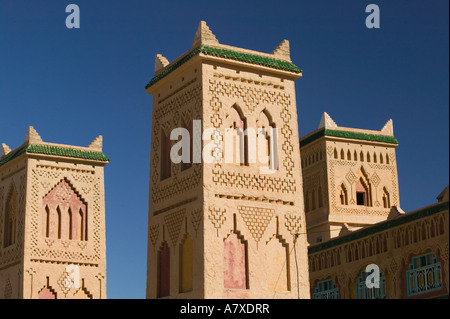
0 0 448 299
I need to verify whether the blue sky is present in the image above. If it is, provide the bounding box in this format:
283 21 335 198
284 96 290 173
0 1 448 299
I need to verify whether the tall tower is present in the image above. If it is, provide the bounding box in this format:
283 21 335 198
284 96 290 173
0 127 109 299
146 21 310 299
300 113 400 245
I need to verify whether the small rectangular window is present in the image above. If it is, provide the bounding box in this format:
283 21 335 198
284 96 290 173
356 192 365 206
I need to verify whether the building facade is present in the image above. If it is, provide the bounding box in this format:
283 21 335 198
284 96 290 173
145 21 310 299
0 127 109 299
308 189 449 299
301 114 449 299
300 113 400 245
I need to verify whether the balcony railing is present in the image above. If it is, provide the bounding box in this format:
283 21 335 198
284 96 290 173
407 262 443 296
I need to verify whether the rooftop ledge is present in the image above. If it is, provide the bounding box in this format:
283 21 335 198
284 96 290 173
145 45 303 90
0 143 110 168
300 128 399 148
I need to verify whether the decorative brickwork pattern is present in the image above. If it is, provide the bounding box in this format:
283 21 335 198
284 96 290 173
211 170 296 194
284 213 302 237
191 209 202 234
208 206 227 236
0 176 26 267
328 160 396 216
208 78 298 182
150 82 202 203
238 206 274 243
29 166 102 263
163 209 185 247
148 224 160 250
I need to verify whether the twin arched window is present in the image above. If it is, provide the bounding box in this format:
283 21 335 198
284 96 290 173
3 184 17 248
42 179 87 241
225 105 278 170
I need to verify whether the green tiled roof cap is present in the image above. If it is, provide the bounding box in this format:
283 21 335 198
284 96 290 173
0 144 109 167
145 45 302 89
300 129 399 147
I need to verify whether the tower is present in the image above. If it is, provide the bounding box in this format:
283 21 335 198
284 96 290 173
300 113 400 245
146 21 310 298
0 127 109 299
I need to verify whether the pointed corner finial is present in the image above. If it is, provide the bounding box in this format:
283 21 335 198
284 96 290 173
1 143 11 158
381 119 394 135
339 223 352 236
318 112 338 129
24 126 43 144
192 20 219 48
88 135 103 151
155 54 170 75
272 39 291 61
387 206 405 220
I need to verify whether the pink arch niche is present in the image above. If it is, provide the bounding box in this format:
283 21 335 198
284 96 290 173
42 179 87 241
223 232 248 289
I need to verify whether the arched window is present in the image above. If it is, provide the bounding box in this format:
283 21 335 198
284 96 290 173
339 184 348 205
360 151 364 162
334 148 338 159
311 190 316 211
382 187 390 208
380 153 384 164
347 150 352 161
386 154 390 164
223 232 248 289
45 205 50 238
367 152 371 162
257 110 277 171
430 220 436 238
38 278 57 299
356 169 372 206
421 222 427 241
405 228 410 245
439 217 445 235
68 208 73 240
78 208 86 241
179 234 193 293
304 191 310 212
43 179 88 241
313 279 340 299
340 149 345 160
373 153 377 163
318 186 323 208
225 105 248 166
356 268 387 299
3 184 17 248
266 236 289 291
157 241 170 297
56 206 62 239
160 128 172 180
181 118 193 171
356 179 368 206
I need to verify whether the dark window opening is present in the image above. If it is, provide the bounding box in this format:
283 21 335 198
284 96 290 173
357 192 366 206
